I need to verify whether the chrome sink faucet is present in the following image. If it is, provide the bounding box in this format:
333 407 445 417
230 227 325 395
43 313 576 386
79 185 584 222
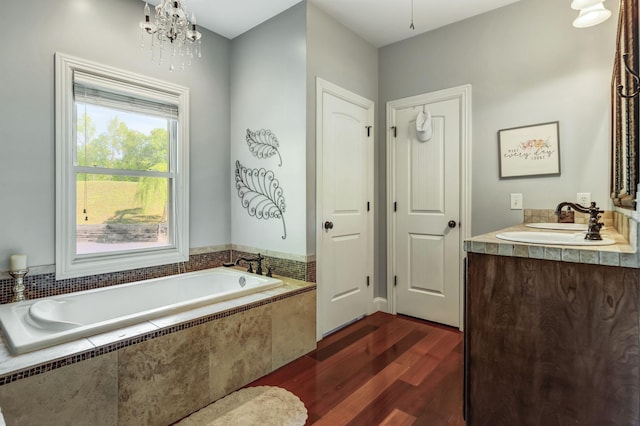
555 201 604 240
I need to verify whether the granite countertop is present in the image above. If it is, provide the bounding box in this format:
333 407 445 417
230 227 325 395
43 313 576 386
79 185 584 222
464 224 639 268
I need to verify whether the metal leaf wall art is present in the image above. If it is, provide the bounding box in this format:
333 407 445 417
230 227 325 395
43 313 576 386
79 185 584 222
235 160 287 239
246 129 283 166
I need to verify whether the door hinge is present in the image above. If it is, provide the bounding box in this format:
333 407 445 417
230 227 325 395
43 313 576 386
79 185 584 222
391 126 397 138
394 275 398 287
366 126 372 137
367 201 370 211
394 202 397 212
367 276 370 287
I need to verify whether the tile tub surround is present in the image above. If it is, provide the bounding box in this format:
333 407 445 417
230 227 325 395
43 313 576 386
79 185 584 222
0 277 316 425
0 246 316 305
0 352 118 426
0 275 315 383
464 223 639 268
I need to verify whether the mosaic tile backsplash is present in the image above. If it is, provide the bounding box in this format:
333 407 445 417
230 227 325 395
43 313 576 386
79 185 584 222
0 248 315 305
230 250 315 283
523 208 614 227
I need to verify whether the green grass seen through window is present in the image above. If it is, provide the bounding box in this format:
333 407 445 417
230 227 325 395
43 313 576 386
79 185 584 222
76 181 166 225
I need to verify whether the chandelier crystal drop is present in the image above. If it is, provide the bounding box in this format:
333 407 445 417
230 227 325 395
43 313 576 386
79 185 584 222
139 1 202 71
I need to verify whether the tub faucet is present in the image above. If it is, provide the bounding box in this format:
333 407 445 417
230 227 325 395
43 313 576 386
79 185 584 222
251 253 264 275
255 255 263 276
233 253 264 275
555 201 604 240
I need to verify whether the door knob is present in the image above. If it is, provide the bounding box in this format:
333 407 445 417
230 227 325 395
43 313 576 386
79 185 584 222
448 220 457 229
324 221 334 230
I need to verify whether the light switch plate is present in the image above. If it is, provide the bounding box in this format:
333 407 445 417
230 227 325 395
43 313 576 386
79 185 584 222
510 193 523 210
577 192 591 206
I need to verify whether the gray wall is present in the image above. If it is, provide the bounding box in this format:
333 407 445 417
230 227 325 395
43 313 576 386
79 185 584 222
0 0 619 305
0 0 231 270
378 0 617 296
230 3 307 255
306 3 380 290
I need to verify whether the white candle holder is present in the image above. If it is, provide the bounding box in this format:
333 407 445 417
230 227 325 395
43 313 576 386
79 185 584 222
9 269 28 302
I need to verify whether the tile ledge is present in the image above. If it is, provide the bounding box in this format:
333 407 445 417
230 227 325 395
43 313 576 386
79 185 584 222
465 224 638 268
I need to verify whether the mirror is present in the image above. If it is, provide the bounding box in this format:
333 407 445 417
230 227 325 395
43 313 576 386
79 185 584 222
611 0 639 209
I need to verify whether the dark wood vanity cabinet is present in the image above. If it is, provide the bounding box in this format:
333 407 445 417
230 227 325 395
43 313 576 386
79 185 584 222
464 253 640 426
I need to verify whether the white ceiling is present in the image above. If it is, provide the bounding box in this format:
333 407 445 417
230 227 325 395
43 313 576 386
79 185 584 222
144 0 521 47
144 0 304 40
310 0 521 47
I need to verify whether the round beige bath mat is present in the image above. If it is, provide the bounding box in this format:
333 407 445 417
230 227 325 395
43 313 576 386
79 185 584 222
175 385 307 426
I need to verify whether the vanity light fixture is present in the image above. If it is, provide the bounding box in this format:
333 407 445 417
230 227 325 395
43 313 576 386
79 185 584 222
571 0 612 28
139 1 202 71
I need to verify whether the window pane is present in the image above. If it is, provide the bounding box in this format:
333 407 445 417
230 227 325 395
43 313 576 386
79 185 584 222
76 103 169 172
76 174 171 255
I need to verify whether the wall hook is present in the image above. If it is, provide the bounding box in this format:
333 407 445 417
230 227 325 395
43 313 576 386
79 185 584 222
617 53 640 99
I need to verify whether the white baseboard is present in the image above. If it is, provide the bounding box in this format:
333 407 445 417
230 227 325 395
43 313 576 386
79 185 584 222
372 297 388 313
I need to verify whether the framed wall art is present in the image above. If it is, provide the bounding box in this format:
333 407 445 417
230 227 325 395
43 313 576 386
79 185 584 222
498 121 560 179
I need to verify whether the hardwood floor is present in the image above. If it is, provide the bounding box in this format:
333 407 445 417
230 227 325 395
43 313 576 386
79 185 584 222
248 312 465 425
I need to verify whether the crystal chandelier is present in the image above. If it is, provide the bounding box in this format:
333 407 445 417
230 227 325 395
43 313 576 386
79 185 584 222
139 1 202 71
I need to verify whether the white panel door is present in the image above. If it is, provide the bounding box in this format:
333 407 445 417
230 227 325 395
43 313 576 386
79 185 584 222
318 81 374 336
392 96 461 327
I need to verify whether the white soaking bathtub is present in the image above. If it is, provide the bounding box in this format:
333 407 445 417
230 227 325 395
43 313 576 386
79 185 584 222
0 267 282 355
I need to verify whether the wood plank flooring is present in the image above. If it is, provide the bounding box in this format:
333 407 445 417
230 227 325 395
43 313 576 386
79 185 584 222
248 312 465 425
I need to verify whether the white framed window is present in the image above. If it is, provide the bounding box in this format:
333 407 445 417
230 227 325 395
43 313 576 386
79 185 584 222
55 53 189 279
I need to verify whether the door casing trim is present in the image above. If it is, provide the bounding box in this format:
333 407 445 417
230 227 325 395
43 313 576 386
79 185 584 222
385 84 472 331
316 78 376 340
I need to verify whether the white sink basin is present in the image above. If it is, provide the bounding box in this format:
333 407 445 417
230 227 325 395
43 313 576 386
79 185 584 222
525 223 587 231
496 231 616 246
525 223 607 231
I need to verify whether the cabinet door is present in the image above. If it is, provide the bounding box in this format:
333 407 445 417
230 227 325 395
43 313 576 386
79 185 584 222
466 253 640 425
